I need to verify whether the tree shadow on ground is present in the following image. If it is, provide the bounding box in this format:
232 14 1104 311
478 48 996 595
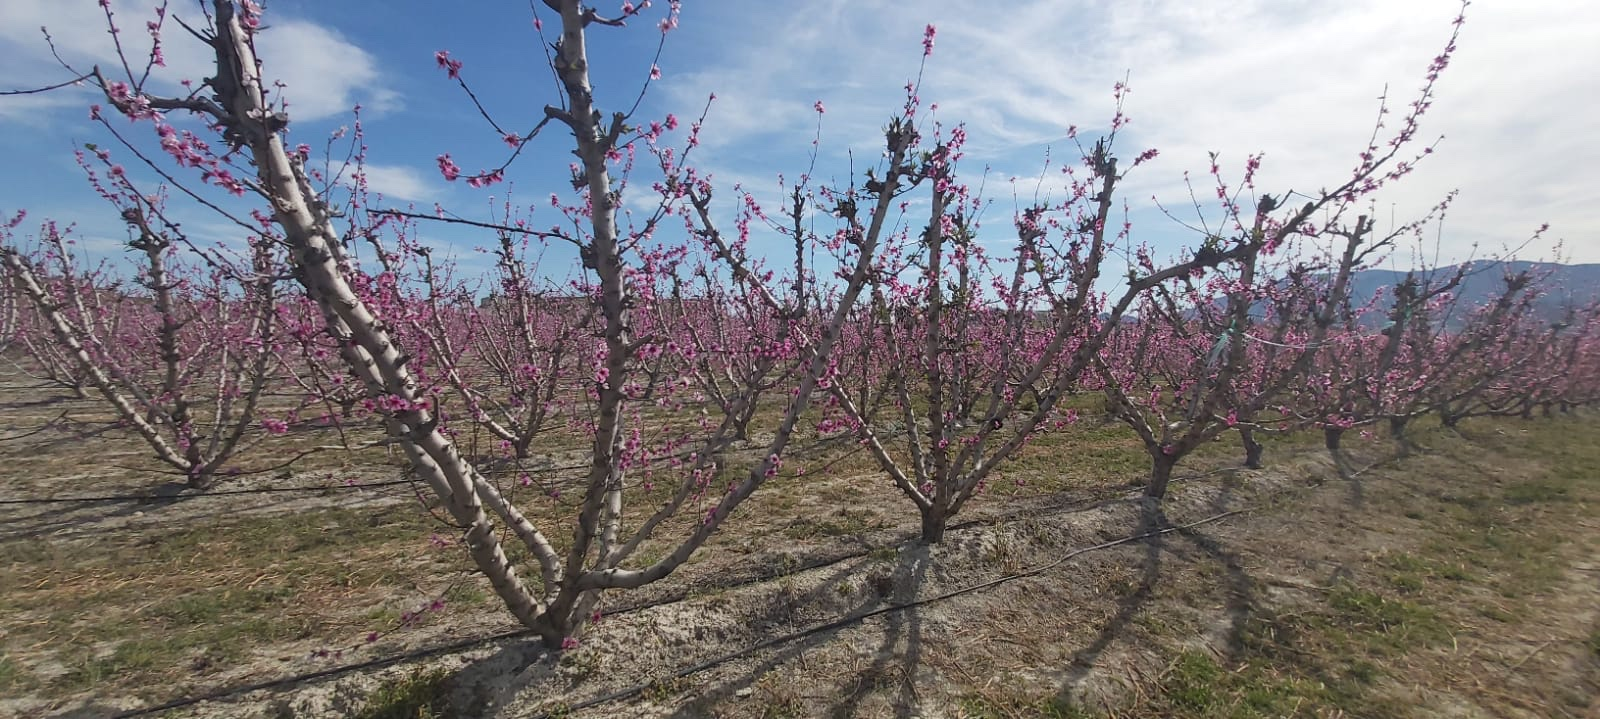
0 476 414 544
1054 496 1256 709
822 544 931 719
658 548 930 719
0 418 118 456
1055 499 1166 701
0 392 79 412
1330 447 1365 508
0 481 201 542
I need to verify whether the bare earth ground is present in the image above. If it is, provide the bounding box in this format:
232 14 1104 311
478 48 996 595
1 368 1597 718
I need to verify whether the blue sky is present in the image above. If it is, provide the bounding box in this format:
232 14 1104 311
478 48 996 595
2 0 1597 288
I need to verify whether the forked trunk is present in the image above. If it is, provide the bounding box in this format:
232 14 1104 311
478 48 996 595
186 468 217 491
531 599 579 649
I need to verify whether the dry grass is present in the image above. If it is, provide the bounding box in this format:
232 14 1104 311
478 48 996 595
2 356 1598 718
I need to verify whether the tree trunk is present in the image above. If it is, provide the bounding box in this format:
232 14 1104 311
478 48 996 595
186 469 217 491
1389 416 1411 455
918 504 948 544
1240 427 1264 469
1324 426 1344 452
531 603 576 649
1145 453 1179 500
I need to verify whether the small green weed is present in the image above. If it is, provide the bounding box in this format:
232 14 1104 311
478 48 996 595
357 666 454 719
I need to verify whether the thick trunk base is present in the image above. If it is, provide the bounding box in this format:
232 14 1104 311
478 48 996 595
1241 429 1264 469
918 507 948 544
1390 416 1411 456
1145 455 1178 500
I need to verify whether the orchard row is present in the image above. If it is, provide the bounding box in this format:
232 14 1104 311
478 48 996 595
3 0 1593 649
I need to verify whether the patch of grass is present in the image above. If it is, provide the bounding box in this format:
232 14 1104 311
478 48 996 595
1138 644 1347 719
1385 572 1424 593
1424 488 1567 597
442 582 488 607
1122 417 1600 718
1325 583 1448 652
1145 416 1600 718
1162 651 1223 712
779 507 876 540
1378 551 1474 592
64 638 180 690
357 666 455 719
1502 478 1570 505
0 653 33 693
151 584 301 626
1474 603 1519 623
0 503 448 700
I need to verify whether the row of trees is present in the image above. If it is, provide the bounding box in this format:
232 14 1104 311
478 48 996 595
3 0 1595 649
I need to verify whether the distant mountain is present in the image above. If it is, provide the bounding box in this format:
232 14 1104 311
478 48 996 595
1347 261 1600 326
1167 261 1600 330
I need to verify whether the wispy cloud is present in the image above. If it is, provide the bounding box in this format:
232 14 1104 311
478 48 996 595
662 0 1600 264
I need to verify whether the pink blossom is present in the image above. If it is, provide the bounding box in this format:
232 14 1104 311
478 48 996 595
435 50 464 79
436 154 461 181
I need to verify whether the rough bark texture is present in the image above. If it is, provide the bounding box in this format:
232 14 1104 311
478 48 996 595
919 506 948 545
1241 427 1265 469
1145 453 1179 500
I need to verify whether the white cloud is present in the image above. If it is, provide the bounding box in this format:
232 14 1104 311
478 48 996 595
255 20 401 121
660 0 1600 265
358 163 436 203
0 0 397 124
